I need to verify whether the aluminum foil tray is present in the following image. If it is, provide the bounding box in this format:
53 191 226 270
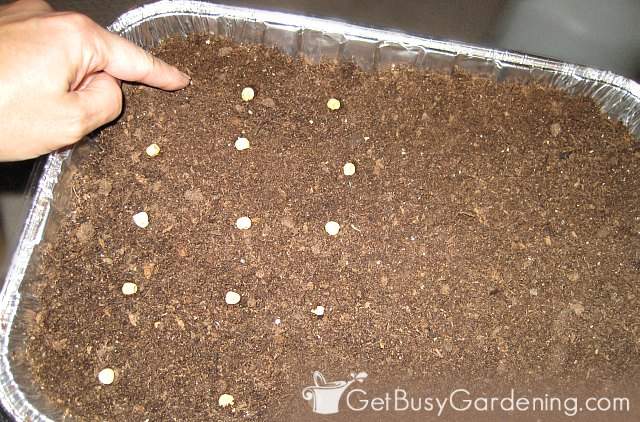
1 1 639 420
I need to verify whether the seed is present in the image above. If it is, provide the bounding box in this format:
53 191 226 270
311 305 325 316
122 282 138 295
325 221 340 236
327 98 341 111
218 393 234 408
236 216 252 230
241 87 255 102
343 162 356 176
98 368 115 385
133 212 149 228
145 143 160 157
225 291 241 305
570 302 585 316
234 137 250 151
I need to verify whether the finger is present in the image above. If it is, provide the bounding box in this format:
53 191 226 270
65 72 123 138
95 27 190 91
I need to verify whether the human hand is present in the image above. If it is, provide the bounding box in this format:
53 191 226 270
0 0 190 161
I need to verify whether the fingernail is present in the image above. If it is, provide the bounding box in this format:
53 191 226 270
180 71 191 82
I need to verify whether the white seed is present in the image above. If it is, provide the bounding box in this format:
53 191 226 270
241 87 255 102
325 221 340 236
218 393 234 408
343 162 356 176
236 216 252 230
327 98 341 111
133 211 149 228
98 368 115 385
121 282 138 295
311 305 325 316
225 291 241 305
145 143 160 157
234 137 250 151
274 318 281 325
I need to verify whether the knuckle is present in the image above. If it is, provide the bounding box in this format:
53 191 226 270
142 51 157 76
110 91 124 121
66 107 91 139
44 12 93 35
31 0 53 10
61 12 93 31
2 0 52 14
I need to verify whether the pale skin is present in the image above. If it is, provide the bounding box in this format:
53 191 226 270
0 0 190 161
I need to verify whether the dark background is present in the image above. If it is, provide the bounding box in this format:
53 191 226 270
0 0 638 420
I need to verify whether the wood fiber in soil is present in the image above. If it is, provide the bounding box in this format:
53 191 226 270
21 36 640 420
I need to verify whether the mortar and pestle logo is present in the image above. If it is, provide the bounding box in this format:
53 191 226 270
301 371 368 414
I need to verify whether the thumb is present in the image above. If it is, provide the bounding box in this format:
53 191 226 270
64 71 123 139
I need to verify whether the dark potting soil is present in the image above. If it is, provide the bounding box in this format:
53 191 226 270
20 35 640 420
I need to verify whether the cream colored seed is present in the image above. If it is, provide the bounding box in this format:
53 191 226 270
218 393 235 408
236 216 252 230
225 291 241 305
325 221 340 236
98 368 115 385
327 98 341 111
235 137 250 151
343 162 356 176
122 282 138 295
133 211 149 228
311 305 325 316
145 143 160 157
241 87 255 102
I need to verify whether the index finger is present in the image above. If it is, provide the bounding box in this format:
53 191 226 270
96 25 190 91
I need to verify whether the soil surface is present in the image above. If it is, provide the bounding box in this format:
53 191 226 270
21 35 640 420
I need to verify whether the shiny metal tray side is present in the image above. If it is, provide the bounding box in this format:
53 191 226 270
0 1 639 420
